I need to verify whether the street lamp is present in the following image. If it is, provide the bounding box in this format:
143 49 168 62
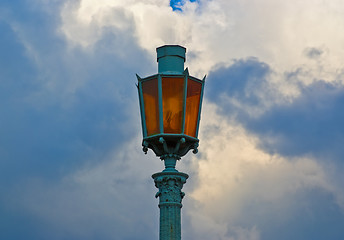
137 45 205 240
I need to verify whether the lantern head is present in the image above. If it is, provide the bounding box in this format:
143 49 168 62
137 45 205 160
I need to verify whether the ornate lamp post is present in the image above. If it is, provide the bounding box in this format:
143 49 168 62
137 45 205 240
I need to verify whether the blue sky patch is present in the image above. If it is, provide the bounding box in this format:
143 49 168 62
170 0 198 11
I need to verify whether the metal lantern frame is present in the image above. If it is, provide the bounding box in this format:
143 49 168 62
137 69 205 160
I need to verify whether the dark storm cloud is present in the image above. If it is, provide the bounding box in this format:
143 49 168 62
224 188 344 240
0 0 152 179
207 58 344 163
0 1 155 239
199 55 344 239
206 57 271 117
247 80 344 161
207 57 270 104
201 56 344 240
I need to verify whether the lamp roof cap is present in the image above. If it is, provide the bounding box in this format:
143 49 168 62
156 45 186 62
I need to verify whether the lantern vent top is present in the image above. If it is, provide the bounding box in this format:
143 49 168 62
157 45 186 74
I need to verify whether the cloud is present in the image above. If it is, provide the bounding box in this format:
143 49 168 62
206 57 272 117
2 0 344 239
185 103 344 240
0 2 159 239
0 0 154 178
304 47 325 59
58 0 344 79
5 136 162 240
246 81 344 161
202 56 344 239
206 56 344 164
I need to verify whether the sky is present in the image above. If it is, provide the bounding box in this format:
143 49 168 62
1 0 344 239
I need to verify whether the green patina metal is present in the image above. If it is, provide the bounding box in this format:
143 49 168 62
152 171 188 240
137 45 205 240
157 45 186 74
196 75 206 137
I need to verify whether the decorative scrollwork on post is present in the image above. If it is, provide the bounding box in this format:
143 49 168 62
153 174 188 205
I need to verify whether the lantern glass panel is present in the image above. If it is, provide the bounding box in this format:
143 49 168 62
162 77 184 134
184 79 202 137
142 78 160 136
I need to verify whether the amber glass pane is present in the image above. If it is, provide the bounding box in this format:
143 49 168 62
185 79 202 137
162 77 184 134
142 79 159 136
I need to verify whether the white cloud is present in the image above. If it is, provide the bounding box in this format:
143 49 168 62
60 0 344 80
182 102 344 239
11 135 163 239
